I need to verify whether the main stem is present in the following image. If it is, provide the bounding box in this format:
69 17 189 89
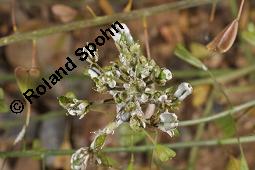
0 135 254 158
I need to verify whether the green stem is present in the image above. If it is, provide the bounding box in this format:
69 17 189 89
1 97 255 130
1 66 253 84
179 99 255 127
190 64 255 86
0 135 255 158
0 111 63 129
0 0 214 46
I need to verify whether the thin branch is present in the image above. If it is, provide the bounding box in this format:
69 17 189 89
0 135 255 158
1 98 255 129
143 17 151 59
190 64 255 86
237 0 245 20
209 0 217 22
11 0 17 32
0 0 214 47
178 99 255 127
31 40 37 68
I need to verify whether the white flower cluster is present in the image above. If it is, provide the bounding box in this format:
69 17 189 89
59 23 193 170
71 147 90 170
85 23 192 134
58 95 90 119
70 122 120 170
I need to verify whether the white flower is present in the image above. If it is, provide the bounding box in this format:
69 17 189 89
103 122 119 134
66 99 89 119
119 54 127 65
108 79 116 88
162 68 172 80
123 83 130 89
145 88 152 93
140 93 149 103
111 23 133 43
119 112 131 122
88 68 100 78
105 71 113 76
158 94 168 102
71 147 90 170
115 70 121 78
158 111 178 137
160 112 178 124
141 65 151 78
174 82 193 101
109 90 117 97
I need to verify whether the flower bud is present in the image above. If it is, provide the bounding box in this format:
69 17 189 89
111 23 133 43
71 147 90 170
158 111 178 137
140 93 149 103
158 94 168 102
174 82 192 101
159 68 172 83
108 79 116 88
88 67 101 78
163 69 172 80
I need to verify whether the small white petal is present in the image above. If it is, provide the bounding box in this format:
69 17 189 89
158 94 168 102
88 68 100 78
111 23 133 43
145 88 152 93
160 111 177 123
123 83 130 89
108 80 116 88
115 70 121 77
174 82 193 101
163 68 172 80
140 94 148 103
71 147 89 170
166 130 174 137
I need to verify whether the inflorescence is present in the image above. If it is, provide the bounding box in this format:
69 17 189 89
58 22 192 170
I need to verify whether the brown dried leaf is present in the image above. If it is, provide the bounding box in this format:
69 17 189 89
51 4 77 23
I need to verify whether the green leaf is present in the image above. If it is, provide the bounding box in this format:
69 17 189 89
126 155 134 170
93 134 107 150
216 115 236 138
240 152 249 170
0 88 8 113
58 96 74 108
65 91 76 98
96 152 118 168
118 123 145 146
242 30 255 46
58 92 84 109
155 145 176 162
174 43 207 71
190 42 210 59
129 116 141 131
